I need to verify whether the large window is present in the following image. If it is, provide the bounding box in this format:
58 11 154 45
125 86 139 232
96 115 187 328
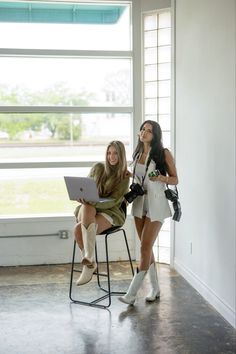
143 10 171 264
0 1 133 216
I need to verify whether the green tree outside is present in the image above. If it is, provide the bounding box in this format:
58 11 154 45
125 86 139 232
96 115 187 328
0 82 90 141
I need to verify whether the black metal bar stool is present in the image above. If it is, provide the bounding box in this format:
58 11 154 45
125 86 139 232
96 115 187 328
69 224 134 309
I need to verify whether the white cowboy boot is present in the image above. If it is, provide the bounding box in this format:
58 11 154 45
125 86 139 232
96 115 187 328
80 248 85 261
76 223 97 286
81 223 97 266
145 262 160 302
76 263 97 286
76 247 96 286
118 270 147 305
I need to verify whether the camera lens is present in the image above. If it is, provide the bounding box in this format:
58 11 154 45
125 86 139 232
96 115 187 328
172 201 182 221
124 190 137 203
124 183 144 203
173 201 181 210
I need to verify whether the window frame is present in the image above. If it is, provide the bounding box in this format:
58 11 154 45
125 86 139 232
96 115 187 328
0 2 133 203
142 8 173 265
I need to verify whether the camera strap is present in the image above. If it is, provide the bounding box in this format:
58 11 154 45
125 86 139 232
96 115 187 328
132 154 150 187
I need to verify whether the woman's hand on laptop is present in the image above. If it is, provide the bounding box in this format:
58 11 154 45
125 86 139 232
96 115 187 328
77 198 96 206
77 198 87 204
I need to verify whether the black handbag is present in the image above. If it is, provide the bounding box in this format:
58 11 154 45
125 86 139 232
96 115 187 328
165 185 182 222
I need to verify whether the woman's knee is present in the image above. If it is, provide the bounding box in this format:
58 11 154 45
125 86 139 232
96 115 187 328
80 204 96 221
140 241 152 258
82 204 96 213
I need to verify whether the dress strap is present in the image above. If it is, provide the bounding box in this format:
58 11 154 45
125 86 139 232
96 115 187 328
132 153 151 187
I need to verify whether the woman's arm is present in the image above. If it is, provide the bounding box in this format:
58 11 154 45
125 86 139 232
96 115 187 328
162 149 178 185
149 149 178 185
92 177 130 210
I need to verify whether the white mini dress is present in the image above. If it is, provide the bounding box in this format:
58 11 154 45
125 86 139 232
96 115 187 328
131 157 172 223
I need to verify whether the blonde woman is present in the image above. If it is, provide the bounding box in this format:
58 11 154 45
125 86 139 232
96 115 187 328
74 141 130 286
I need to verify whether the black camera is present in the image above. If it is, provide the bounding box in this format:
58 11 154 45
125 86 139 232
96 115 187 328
165 188 182 222
124 183 145 203
172 200 182 221
164 188 178 202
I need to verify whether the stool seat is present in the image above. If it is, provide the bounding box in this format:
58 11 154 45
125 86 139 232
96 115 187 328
99 225 122 234
69 224 134 309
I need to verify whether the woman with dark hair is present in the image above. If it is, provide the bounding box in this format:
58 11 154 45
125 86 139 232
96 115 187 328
74 141 130 286
119 120 178 305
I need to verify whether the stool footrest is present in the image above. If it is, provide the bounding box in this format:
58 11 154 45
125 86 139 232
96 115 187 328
99 287 126 295
72 268 108 278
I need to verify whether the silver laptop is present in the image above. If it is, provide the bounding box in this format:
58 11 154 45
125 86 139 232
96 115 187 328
64 176 113 203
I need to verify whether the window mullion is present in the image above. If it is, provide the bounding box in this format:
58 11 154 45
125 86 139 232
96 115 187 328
0 161 97 169
0 48 133 58
0 106 133 114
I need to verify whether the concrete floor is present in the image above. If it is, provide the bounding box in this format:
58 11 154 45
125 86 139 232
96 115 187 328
0 262 235 354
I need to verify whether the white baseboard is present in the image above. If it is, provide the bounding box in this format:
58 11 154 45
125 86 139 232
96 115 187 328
174 258 236 329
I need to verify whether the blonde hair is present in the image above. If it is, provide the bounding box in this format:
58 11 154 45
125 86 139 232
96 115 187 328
97 141 127 196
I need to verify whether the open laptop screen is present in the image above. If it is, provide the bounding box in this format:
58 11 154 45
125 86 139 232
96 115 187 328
64 176 113 203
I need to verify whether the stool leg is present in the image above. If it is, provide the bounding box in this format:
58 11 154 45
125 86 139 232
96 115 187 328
99 230 133 297
95 235 111 295
95 242 101 287
69 240 110 309
105 233 112 307
69 240 77 301
122 229 134 276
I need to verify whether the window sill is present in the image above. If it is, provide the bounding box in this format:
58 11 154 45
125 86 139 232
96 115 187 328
0 213 75 223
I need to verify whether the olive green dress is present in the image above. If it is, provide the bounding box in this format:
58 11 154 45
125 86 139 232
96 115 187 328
74 163 130 226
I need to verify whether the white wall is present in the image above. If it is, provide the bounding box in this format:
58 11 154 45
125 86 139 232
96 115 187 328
141 0 171 11
0 216 136 266
174 0 236 328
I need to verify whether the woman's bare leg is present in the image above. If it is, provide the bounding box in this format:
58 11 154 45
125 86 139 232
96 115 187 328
74 222 83 249
134 216 145 240
135 216 154 265
136 217 162 271
135 216 155 264
74 204 112 250
75 205 113 286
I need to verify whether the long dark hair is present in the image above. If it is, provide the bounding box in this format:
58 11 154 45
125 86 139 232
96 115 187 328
133 120 167 175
